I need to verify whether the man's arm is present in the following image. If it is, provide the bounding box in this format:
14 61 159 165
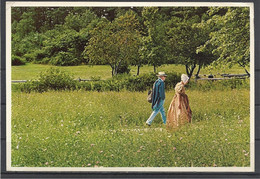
158 81 165 99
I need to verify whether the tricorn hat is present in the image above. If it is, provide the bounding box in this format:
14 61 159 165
156 72 167 77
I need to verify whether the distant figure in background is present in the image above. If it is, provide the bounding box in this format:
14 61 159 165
146 72 167 126
167 74 192 129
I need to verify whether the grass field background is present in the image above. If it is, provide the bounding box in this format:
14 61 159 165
11 63 247 80
11 63 250 167
11 89 250 167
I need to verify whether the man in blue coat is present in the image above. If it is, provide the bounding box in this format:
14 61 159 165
146 72 167 126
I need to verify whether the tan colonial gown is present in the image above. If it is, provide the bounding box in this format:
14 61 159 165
167 82 192 129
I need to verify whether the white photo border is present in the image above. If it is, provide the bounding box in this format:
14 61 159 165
6 1 255 172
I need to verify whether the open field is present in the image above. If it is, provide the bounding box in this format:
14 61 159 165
11 63 247 80
11 89 250 167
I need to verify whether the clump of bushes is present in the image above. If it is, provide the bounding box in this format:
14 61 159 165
19 68 76 93
187 78 250 91
12 55 26 66
17 68 249 93
17 69 181 93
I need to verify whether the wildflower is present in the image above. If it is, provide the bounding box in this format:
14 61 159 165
213 164 217 167
94 165 98 167
87 163 91 166
137 150 141 153
180 137 183 140
76 131 80 134
243 150 246 153
157 149 160 152
96 161 100 164
45 162 49 165
173 147 176 150
111 154 114 157
61 124 63 127
245 153 249 156
99 151 103 153
90 144 95 147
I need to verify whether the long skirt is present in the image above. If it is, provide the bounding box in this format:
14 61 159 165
167 93 192 129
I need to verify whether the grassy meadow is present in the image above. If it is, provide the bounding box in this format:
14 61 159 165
11 89 250 167
11 63 250 168
11 63 247 80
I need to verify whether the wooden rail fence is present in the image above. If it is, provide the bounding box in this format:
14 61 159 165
11 74 249 83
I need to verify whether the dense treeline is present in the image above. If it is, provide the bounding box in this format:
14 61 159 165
12 7 250 77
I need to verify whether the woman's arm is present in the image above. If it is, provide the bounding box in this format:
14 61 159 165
178 94 181 109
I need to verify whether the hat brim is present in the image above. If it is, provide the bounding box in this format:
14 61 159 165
157 75 167 77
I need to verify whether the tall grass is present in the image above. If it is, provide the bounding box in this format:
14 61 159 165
11 89 250 167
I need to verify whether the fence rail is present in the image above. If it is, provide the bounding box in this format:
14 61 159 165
11 78 102 83
11 74 249 83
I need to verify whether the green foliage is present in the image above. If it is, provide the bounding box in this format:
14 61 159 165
197 7 250 74
187 78 250 91
50 51 81 66
12 55 26 66
166 7 214 77
11 6 250 76
19 68 76 92
141 7 169 72
64 10 97 32
85 11 141 76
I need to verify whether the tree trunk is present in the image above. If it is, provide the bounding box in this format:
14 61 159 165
195 65 201 78
137 65 140 76
238 61 250 77
111 67 114 76
154 65 156 73
185 64 196 78
244 68 250 77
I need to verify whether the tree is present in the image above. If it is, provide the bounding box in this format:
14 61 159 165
85 11 141 76
197 7 250 75
141 7 169 73
166 7 214 78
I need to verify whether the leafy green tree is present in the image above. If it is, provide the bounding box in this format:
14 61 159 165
64 10 97 32
166 7 214 78
85 11 141 76
197 7 250 75
141 7 169 73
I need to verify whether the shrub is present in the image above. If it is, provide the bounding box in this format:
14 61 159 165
117 64 131 74
17 70 249 93
124 72 181 92
23 53 35 62
32 49 49 64
12 55 26 66
50 52 81 66
187 78 250 91
18 68 76 92
38 68 76 90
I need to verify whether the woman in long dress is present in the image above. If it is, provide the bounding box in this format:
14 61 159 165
167 74 192 129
